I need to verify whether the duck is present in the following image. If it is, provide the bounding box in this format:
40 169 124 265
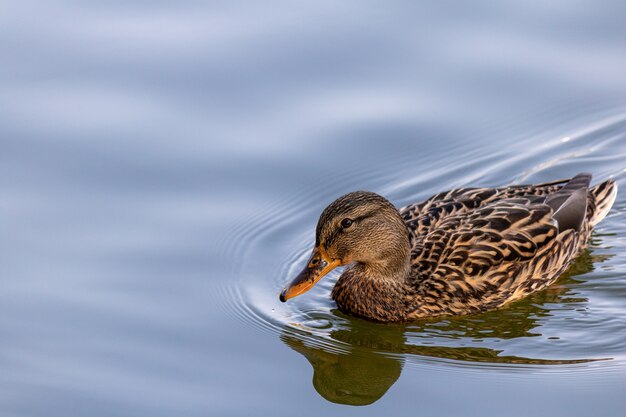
279 173 617 322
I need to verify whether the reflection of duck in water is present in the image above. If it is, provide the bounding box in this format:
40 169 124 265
282 329 403 406
280 174 617 322
281 250 610 406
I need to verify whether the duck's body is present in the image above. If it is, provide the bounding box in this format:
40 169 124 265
280 173 617 322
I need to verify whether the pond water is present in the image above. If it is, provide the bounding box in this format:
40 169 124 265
2 1 626 416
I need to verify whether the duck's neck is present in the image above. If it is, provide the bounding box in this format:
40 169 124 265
360 254 411 286
332 249 413 322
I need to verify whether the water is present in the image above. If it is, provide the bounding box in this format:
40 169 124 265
1 1 626 416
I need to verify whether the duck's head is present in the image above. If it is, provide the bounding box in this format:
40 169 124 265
279 191 410 302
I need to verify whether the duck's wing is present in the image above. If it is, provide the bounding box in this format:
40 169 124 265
407 174 593 315
409 197 559 278
400 177 572 242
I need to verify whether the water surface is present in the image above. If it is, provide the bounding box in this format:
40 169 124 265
1 1 626 416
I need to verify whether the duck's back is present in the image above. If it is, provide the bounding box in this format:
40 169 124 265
399 173 617 318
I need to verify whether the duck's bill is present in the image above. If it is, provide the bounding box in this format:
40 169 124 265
279 246 340 302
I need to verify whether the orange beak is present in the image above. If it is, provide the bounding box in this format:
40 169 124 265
279 245 341 302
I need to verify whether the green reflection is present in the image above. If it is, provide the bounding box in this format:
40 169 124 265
281 250 610 406
282 331 402 406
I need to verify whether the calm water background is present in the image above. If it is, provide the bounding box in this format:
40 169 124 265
2 1 626 416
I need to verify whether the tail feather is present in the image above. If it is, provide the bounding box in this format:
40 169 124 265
589 179 618 226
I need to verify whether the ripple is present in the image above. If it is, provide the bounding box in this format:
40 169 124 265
221 112 626 375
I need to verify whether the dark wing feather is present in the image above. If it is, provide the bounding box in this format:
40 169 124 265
543 173 590 232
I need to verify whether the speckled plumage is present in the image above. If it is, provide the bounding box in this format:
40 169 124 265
326 174 617 322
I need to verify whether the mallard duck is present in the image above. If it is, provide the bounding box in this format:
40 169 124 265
279 173 617 322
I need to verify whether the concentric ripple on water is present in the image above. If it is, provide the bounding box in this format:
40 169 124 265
221 113 626 404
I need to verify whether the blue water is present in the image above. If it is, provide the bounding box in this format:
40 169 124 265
2 1 626 416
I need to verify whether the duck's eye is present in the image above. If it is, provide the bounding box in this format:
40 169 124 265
340 218 353 229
